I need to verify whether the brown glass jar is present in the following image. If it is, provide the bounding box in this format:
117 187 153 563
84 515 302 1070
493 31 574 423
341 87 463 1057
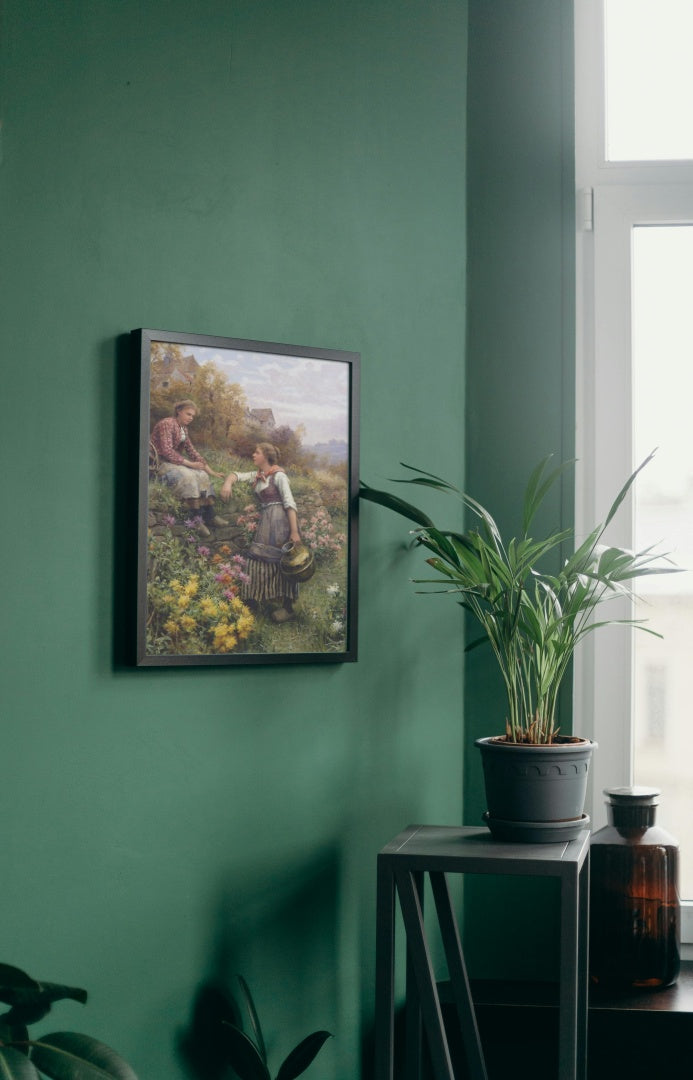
589 787 680 990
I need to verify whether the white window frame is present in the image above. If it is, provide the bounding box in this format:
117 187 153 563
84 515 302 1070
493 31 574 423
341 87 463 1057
575 0 693 947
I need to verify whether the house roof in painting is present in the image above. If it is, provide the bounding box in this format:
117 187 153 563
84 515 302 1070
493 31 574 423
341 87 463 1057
248 408 275 427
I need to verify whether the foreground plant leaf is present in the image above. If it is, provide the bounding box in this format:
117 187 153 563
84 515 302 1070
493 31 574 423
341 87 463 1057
0 1047 42 1080
359 483 434 528
0 967 87 1027
275 1031 332 1080
29 1034 137 1080
0 1023 29 1050
235 975 266 1064
219 1025 270 1080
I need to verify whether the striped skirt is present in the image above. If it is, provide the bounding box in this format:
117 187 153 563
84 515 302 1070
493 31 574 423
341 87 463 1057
240 558 299 604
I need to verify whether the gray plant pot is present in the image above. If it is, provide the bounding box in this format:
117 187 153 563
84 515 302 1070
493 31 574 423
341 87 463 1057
475 736 597 843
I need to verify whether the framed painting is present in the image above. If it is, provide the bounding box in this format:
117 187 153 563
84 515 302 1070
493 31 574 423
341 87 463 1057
133 328 359 665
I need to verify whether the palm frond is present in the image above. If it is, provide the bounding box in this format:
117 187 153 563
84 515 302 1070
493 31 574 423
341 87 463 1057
361 451 678 742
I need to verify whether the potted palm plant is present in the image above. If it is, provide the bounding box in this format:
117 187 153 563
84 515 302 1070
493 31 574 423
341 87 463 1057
361 452 678 842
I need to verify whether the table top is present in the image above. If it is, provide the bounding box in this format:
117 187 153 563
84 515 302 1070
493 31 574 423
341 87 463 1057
379 824 591 876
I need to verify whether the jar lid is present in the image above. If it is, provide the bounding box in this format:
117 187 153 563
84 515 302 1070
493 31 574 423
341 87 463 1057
603 786 660 805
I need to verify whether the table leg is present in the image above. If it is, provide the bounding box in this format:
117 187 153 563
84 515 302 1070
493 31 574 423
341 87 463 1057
559 870 580 1080
395 868 455 1080
577 853 590 1080
374 855 396 1080
405 871 424 1080
429 872 488 1080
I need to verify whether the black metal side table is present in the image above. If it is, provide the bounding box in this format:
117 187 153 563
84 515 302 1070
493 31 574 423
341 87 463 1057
374 824 590 1080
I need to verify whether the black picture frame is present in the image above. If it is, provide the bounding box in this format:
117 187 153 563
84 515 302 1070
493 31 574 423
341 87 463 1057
133 328 359 666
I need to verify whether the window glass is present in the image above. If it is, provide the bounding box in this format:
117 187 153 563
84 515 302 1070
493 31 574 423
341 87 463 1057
605 0 693 161
632 224 693 896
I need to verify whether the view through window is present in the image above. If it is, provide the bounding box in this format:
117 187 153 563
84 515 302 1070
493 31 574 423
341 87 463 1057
605 0 693 161
632 226 693 898
576 0 693 923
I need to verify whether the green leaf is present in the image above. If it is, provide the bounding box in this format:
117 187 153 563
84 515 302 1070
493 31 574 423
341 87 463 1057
0 1047 42 1080
359 484 434 528
0 968 39 993
398 463 461 491
522 456 574 535
219 1025 270 1080
424 557 458 580
363 451 676 743
396 476 456 493
603 451 656 531
445 534 485 578
29 1034 137 1080
521 456 552 533
0 968 87 1027
459 494 503 549
417 528 462 567
464 635 490 654
561 524 603 577
518 600 544 646
235 976 266 1064
275 1032 332 1080
0 1024 29 1049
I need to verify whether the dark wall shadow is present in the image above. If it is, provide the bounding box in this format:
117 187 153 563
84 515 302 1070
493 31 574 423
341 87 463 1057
178 844 340 1080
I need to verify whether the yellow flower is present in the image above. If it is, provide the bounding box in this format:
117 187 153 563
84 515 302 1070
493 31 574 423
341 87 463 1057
177 594 191 611
180 615 196 631
215 630 237 652
170 579 182 592
164 618 178 634
232 597 245 613
218 601 230 615
236 614 255 638
200 597 218 617
185 576 199 597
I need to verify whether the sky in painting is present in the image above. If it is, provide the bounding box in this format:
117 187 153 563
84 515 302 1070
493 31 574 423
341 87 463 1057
190 345 349 446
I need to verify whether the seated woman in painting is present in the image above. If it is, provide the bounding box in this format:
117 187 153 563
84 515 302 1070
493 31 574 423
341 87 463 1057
150 399 226 537
220 442 302 623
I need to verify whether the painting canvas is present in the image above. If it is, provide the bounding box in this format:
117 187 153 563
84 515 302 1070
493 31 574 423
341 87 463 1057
134 329 359 665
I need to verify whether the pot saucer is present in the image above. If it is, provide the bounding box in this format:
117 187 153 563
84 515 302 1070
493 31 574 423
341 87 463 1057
482 810 590 844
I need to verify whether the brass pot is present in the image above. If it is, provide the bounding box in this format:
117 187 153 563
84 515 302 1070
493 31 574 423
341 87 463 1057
280 541 315 583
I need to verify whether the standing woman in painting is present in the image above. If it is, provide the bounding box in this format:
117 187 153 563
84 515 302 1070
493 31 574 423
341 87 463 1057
220 442 301 622
150 399 226 536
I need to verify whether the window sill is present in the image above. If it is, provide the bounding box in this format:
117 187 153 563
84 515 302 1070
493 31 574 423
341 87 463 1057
465 960 693 1014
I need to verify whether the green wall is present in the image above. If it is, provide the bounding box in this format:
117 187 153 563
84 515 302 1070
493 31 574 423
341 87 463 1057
1 0 577 1067
464 0 576 978
0 3 466 1079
